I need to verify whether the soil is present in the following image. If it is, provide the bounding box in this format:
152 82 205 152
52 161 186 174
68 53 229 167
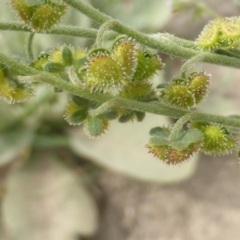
91 154 240 240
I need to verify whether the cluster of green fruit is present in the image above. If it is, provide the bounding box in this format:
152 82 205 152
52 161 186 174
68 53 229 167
3 1 239 163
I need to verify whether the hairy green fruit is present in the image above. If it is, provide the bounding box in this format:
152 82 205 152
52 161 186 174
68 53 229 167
112 37 137 80
196 20 220 51
85 52 124 92
132 49 163 82
10 0 67 32
191 122 236 155
147 126 202 164
10 0 35 23
119 82 154 101
187 71 211 104
161 83 195 110
0 66 34 104
220 17 240 44
196 17 240 51
147 143 200 165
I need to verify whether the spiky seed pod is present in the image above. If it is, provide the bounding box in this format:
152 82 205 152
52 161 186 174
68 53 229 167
147 126 202 164
118 82 153 122
10 0 35 24
48 47 64 64
73 49 88 61
161 83 195 110
132 49 164 82
30 54 49 71
196 19 220 51
191 122 236 155
111 37 137 80
83 116 109 138
219 17 240 44
64 100 88 125
147 142 200 165
10 82 34 103
187 71 211 104
119 82 154 101
84 53 124 92
10 0 67 32
73 49 88 68
0 70 15 104
0 78 33 104
0 65 34 104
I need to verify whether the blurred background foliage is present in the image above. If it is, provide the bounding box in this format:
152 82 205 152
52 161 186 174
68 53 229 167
0 0 240 240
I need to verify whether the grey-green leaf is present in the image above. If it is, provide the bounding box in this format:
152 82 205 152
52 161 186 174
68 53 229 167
2 154 99 240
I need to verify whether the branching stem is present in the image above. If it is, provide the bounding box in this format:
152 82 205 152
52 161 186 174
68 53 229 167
180 53 208 78
0 54 239 128
61 0 240 70
96 20 118 48
26 33 35 61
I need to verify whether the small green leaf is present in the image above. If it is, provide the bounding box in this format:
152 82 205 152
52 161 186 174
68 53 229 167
44 62 64 73
84 116 109 137
149 126 170 138
62 45 73 66
71 95 90 108
101 108 119 120
171 129 203 150
135 111 145 122
118 111 134 123
148 136 169 146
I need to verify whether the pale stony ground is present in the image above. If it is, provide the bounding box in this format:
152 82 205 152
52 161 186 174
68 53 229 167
92 154 240 240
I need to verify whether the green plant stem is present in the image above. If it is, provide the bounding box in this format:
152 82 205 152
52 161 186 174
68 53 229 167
26 33 35 61
96 20 117 48
0 22 116 39
89 98 119 117
63 0 110 23
0 22 196 50
1 53 240 128
215 49 240 59
1 21 240 69
180 53 207 78
62 0 240 69
157 33 197 49
168 114 191 141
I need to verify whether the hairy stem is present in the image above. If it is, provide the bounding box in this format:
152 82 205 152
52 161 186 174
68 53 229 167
26 33 35 61
0 22 116 39
62 0 240 69
180 53 207 78
169 114 191 141
96 20 118 48
1 20 240 69
1 53 240 128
